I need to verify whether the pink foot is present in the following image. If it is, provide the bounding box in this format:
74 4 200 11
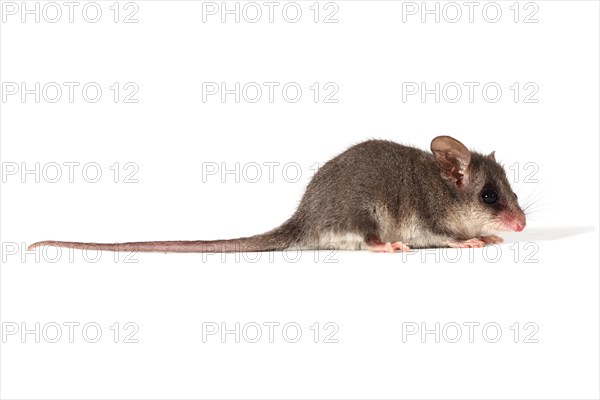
448 238 486 248
391 241 411 252
369 241 411 253
480 235 504 245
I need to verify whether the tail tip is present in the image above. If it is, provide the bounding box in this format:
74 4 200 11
28 241 51 251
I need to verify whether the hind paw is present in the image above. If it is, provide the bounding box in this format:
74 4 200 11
369 240 411 253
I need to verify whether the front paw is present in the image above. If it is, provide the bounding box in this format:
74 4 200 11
480 235 504 245
448 238 486 248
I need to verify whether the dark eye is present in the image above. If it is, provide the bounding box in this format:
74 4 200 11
481 189 499 205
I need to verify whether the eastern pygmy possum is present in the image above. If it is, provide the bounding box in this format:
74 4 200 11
29 136 526 253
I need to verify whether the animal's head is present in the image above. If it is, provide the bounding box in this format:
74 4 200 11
431 135 526 233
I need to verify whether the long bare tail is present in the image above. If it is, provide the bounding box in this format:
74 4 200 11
27 222 301 253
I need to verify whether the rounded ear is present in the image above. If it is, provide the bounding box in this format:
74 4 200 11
430 136 471 188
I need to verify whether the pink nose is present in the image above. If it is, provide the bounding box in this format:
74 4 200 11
515 224 524 232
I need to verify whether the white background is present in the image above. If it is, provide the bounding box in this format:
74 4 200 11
1 1 599 399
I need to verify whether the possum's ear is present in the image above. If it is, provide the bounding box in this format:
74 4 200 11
431 136 471 189
487 151 496 162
